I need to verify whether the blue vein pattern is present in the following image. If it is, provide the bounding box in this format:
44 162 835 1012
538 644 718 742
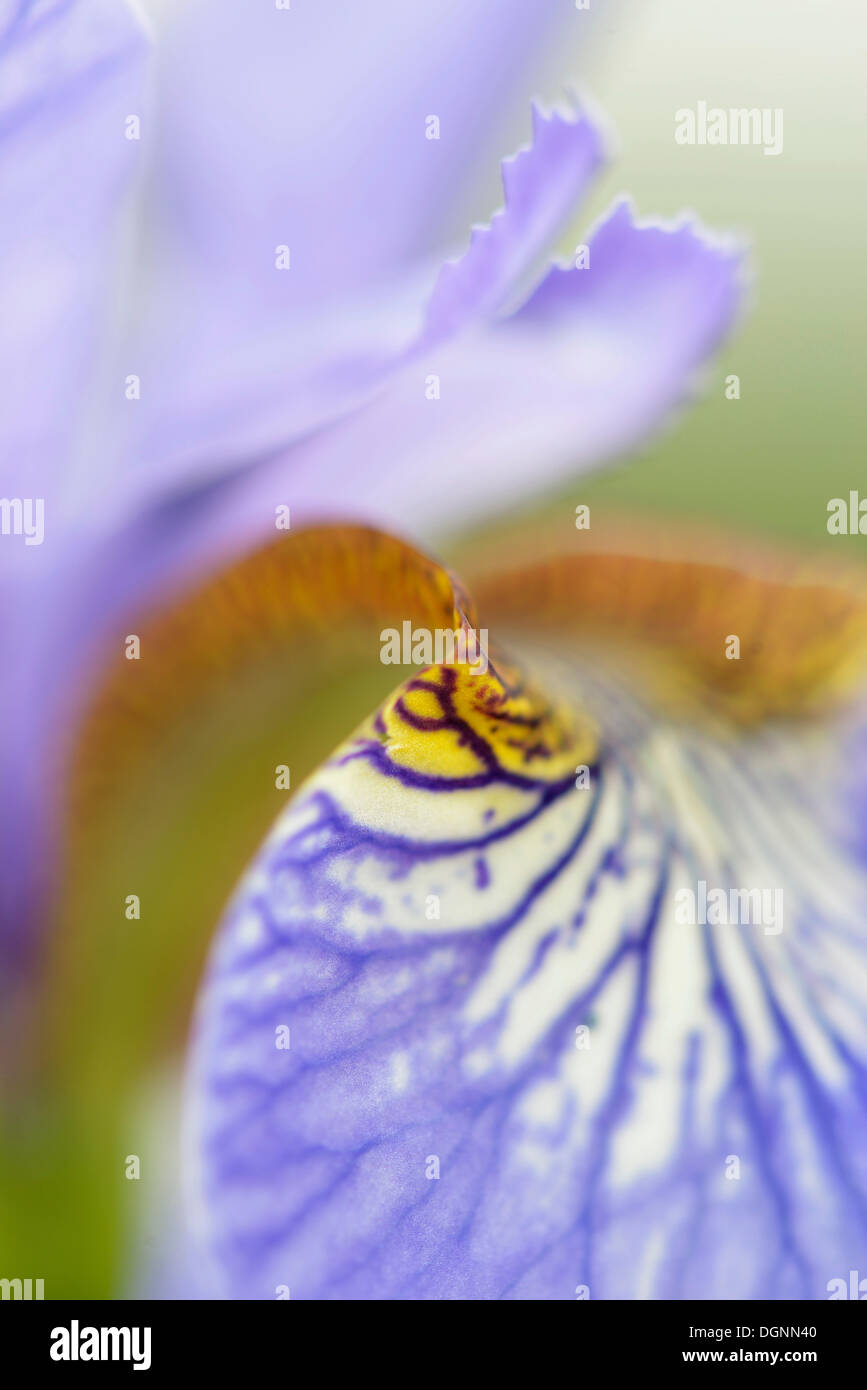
187 663 867 1300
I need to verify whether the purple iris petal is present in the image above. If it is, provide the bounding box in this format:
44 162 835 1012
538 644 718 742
196 199 741 539
0 4 588 960
188 676 867 1299
419 102 605 351
0 6 741 997
32 100 738 706
0 0 148 954
116 98 608 528
117 0 586 508
0 0 147 508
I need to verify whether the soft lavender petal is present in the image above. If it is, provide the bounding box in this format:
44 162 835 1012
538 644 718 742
0 0 148 507
154 200 743 548
116 1 588 510
418 101 605 352
118 98 606 525
0 0 149 960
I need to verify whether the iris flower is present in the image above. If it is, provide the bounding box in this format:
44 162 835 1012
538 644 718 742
3 1 866 1301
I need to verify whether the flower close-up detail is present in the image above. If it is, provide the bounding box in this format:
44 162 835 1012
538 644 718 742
2 0 866 1332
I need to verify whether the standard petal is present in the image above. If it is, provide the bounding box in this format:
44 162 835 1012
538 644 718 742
0 0 149 958
142 0 581 300
419 102 605 352
57 103 612 695
118 100 606 523
104 196 743 606
193 202 743 541
0 0 149 506
510 196 745 443
117 3 590 510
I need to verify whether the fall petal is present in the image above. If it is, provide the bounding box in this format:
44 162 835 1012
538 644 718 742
186 547 867 1299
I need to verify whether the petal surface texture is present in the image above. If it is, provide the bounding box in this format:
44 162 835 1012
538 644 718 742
189 577 867 1299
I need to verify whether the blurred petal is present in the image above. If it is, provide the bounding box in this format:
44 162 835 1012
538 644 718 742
845 716 867 863
120 100 606 519
106 191 743 621
6 101 739 957
466 520 867 726
41 101 612 755
0 0 148 506
0 0 149 958
208 203 742 539
120 1 587 506
509 197 743 447
187 543 867 1299
144 0 579 298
